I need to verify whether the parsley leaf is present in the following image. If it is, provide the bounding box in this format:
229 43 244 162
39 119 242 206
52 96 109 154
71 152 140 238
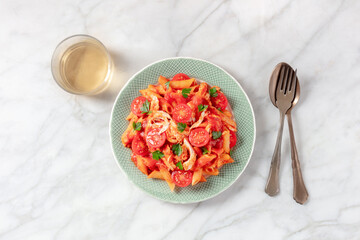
152 150 164 160
209 87 218 97
172 144 183 156
202 147 209 155
181 88 191 98
165 81 170 89
198 104 208 112
140 99 151 114
229 150 233 156
132 122 142 131
176 161 184 170
177 123 187 132
217 107 223 113
212 131 222 140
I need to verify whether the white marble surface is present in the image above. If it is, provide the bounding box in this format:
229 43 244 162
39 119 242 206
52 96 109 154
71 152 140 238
1 0 360 239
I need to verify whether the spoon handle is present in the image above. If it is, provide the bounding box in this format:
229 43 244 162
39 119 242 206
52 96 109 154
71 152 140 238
287 112 309 204
265 111 285 196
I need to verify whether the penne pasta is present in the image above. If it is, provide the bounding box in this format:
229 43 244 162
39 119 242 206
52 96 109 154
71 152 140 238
159 167 175 191
192 168 203 185
222 128 231 153
169 78 195 89
148 170 165 180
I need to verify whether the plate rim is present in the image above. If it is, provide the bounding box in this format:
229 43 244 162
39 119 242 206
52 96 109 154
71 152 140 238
109 56 256 204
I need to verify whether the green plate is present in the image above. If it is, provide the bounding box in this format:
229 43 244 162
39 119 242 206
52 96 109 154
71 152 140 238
110 57 255 203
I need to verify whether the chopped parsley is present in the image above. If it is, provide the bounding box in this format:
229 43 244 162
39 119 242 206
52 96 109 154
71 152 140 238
165 81 170 89
209 87 218 97
177 122 187 133
198 104 208 112
140 99 151 115
176 161 184 170
132 122 142 131
212 131 222 140
152 150 164 160
202 147 209 155
172 144 183 156
182 88 191 98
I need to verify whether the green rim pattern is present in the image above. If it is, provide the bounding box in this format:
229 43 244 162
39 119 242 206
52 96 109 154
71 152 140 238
110 57 256 203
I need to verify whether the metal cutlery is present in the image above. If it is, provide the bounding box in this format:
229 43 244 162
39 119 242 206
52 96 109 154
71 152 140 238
266 62 308 204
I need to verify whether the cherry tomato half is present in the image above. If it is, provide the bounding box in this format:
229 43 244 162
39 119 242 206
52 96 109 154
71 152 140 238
131 96 147 117
171 170 193 187
211 91 228 111
172 104 192 123
131 134 149 156
146 128 166 148
172 73 190 81
230 131 237 148
189 128 210 147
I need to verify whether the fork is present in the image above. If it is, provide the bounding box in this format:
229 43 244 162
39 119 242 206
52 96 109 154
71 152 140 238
265 65 297 196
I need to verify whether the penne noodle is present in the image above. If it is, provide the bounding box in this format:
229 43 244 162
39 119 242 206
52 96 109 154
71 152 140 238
148 170 165 180
222 129 231 153
222 110 232 118
200 175 207 182
136 156 148 175
192 168 203 185
126 112 138 121
169 78 195 89
159 167 175 191
158 75 169 86
121 119 136 147
140 89 162 100
203 168 219 176
196 154 217 169
217 153 235 168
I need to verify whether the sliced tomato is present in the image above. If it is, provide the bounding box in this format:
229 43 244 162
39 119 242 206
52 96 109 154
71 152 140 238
230 131 237 148
211 91 228 111
131 134 149 156
208 114 223 132
189 128 210 147
146 128 166 148
131 96 147 117
210 137 223 149
172 104 192 123
171 170 193 187
172 73 190 81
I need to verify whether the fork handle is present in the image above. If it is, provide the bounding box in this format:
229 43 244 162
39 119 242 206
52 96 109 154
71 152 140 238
287 112 309 204
265 111 285 196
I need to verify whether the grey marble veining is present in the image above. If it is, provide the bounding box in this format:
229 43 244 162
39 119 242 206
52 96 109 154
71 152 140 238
0 0 360 239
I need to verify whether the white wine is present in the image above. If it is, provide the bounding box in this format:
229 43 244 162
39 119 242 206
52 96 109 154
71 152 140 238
60 43 110 92
52 35 113 95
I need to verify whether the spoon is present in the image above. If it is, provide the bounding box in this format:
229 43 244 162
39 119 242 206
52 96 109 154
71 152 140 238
269 62 308 204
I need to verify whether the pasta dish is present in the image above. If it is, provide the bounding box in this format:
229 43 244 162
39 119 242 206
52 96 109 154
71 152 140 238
121 73 237 191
